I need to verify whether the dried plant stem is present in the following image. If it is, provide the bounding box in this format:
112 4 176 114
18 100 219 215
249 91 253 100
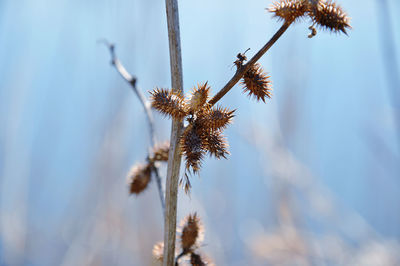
209 22 292 106
163 0 184 265
103 42 165 216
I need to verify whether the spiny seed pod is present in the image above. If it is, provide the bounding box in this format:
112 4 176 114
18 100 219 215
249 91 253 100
179 213 204 252
128 163 151 194
150 88 187 120
310 0 351 34
186 82 210 113
190 253 214 266
242 63 272 102
190 253 206 266
150 142 169 163
202 106 235 131
205 130 229 159
269 0 309 23
181 125 206 173
152 242 164 262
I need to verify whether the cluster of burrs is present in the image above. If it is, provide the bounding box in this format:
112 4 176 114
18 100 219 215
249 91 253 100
153 213 212 265
150 83 234 184
269 0 351 37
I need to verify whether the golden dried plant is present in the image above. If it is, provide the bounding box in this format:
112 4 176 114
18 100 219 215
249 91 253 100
109 1 352 264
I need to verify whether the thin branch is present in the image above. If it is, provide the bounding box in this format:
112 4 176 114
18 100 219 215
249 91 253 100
209 22 291 106
163 0 184 264
102 40 165 217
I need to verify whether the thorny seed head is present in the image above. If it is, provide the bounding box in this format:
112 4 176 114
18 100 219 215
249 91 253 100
201 106 235 131
128 163 151 194
190 253 214 266
269 0 309 23
180 124 206 174
205 130 229 159
186 82 210 113
242 63 272 102
179 213 204 253
150 88 187 120
309 0 351 34
150 82 234 180
149 142 169 163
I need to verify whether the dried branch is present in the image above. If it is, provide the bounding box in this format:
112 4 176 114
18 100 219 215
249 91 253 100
102 40 165 216
209 22 292 106
163 0 184 264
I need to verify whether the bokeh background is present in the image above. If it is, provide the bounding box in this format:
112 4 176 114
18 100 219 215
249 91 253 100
1 0 399 265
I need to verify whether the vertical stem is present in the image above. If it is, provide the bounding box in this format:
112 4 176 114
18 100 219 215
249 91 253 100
163 0 184 265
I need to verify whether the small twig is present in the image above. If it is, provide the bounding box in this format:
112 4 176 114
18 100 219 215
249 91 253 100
101 40 165 217
163 0 185 264
209 22 291 106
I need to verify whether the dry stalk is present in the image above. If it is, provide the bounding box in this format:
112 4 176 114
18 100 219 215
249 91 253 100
163 0 184 265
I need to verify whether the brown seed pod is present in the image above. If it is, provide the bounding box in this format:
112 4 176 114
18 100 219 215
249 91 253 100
190 253 214 266
149 142 170 163
186 82 210 113
150 88 187 120
128 163 151 194
310 0 351 34
190 253 206 266
242 63 272 102
179 213 204 253
180 125 206 173
201 106 235 131
269 0 309 23
205 130 229 159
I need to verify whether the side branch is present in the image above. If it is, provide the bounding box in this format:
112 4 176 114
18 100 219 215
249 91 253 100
209 22 291 106
102 41 165 216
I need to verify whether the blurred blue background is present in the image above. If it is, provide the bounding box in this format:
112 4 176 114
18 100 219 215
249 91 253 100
0 0 399 265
